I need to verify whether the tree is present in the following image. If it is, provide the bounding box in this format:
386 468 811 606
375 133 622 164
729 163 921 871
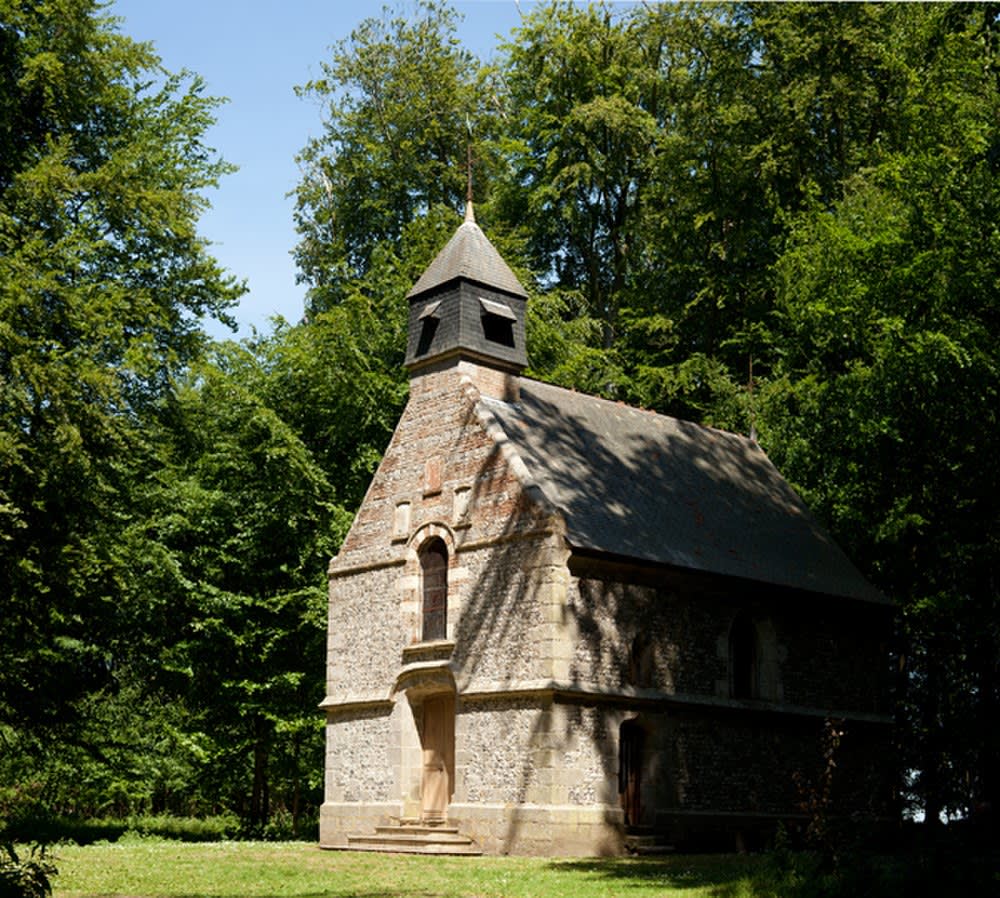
496 1 659 360
289 0 1000 827
621 1 773 419
759 3 1000 821
132 347 346 831
0 0 242 737
292 0 482 312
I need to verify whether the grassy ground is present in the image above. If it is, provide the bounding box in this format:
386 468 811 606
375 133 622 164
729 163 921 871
51 839 762 898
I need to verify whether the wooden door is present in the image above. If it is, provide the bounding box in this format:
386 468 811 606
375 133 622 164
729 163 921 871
618 719 644 827
420 694 455 823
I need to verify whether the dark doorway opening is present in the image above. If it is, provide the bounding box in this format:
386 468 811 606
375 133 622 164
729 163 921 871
618 718 645 827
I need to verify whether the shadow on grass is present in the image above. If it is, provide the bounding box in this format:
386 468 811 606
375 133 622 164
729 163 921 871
549 854 759 893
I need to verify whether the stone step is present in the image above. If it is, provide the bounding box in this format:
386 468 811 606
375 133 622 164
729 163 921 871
345 826 482 856
624 833 675 856
630 843 676 856
374 824 460 836
345 839 483 855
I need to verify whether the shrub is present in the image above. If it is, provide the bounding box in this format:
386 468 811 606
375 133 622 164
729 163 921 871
124 814 239 843
2 814 239 846
0 844 56 898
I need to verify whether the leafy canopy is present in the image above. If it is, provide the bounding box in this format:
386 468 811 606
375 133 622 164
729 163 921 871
0 0 242 730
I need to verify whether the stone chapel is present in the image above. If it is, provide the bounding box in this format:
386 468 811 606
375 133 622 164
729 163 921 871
319 204 894 856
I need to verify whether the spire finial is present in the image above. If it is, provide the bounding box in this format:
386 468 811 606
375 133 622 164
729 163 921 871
465 114 475 223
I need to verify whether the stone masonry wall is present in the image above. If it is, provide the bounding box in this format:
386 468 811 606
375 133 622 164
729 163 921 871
324 705 395 804
665 712 891 819
450 536 563 692
456 697 547 805
326 363 553 703
327 565 405 699
323 361 584 851
779 605 889 712
455 698 617 809
332 363 545 572
322 358 892 851
567 574 888 713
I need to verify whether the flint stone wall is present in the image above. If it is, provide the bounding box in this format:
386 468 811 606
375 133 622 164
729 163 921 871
323 705 394 804
321 361 893 855
567 575 888 714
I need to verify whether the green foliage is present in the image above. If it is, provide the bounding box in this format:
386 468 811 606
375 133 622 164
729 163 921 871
526 288 629 397
289 0 1000 827
731 826 1000 898
758 2 1000 821
0 687 213 824
0 844 54 898
293 0 481 309
0 0 334 839
129 348 344 831
2 815 238 847
251 248 413 510
496 2 659 348
0 0 242 735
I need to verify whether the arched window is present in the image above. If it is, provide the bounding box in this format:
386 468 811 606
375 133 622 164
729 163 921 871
729 612 758 699
627 634 654 688
420 538 448 641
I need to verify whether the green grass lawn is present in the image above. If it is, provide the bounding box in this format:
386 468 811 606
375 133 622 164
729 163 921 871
51 839 762 898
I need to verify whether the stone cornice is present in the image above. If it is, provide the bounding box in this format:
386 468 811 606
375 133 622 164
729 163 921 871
328 555 405 580
453 523 561 554
319 679 891 725
329 523 562 580
319 694 394 713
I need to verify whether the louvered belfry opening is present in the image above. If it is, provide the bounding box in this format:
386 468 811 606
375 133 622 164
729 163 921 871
404 202 529 378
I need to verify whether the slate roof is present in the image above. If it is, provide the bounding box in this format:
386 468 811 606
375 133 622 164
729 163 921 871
481 379 886 604
407 204 528 299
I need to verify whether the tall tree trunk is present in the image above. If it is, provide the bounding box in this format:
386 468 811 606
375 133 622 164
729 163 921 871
251 715 270 828
922 643 944 826
974 588 999 827
291 733 302 837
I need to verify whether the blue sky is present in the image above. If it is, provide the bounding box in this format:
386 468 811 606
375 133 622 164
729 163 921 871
111 1 532 340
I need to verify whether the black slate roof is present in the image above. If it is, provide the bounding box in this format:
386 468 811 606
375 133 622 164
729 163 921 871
481 378 885 604
407 209 527 300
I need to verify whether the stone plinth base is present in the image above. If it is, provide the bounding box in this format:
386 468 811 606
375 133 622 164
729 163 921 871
321 800 624 856
319 802 403 849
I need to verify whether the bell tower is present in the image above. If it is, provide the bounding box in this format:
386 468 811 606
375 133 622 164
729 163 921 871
403 203 528 388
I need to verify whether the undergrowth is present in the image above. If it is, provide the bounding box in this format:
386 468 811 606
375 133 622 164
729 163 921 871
0 843 56 898
4 814 239 846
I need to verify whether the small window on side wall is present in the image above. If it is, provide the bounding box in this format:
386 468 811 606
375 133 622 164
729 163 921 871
420 538 448 641
729 611 758 699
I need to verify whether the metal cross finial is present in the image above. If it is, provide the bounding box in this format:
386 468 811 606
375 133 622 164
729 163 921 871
465 114 475 223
